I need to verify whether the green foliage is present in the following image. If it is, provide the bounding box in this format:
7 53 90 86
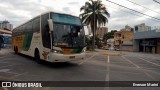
80 0 110 50
103 30 117 41
85 35 101 50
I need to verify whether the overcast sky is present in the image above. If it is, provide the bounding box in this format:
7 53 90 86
0 0 160 31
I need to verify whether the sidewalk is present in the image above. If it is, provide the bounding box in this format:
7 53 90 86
0 48 12 56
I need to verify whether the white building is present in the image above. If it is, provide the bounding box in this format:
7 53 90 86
0 20 13 31
107 38 114 50
134 23 151 33
120 25 134 31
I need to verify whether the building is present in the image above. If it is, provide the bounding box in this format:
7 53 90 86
134 23 151 33
107 38 114 50
96 27 108 39
0 29 12 34
120 25 134 31
0 20 13 31
114 31 134 51
134 30 160 54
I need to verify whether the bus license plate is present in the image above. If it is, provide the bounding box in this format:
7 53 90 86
69 56 75 59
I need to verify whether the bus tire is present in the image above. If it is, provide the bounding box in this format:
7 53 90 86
34 49 41 64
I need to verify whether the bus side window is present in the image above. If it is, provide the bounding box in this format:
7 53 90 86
41 13 50 49
33 17 40 33
45 24 51 44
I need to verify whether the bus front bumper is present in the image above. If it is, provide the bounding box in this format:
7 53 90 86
50 53 85 62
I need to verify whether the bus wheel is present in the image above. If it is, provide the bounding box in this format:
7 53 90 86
34 49 41 64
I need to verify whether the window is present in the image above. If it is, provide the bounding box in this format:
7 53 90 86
135 26 138 31
25 21 33 33
53 23 84 47
41 13 50 48
122 34 125 39
33 17 40 32
52 13 81 25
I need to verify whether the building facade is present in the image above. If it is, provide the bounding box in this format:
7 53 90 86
0 20 13 31
107 38 114 50
96 27 108 39
114 31 134 51
134 30 160 54
120 25 134 31
134 23 151 33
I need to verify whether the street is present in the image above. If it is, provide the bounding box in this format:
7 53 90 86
0 49 160 90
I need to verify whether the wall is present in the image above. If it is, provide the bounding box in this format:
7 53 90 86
121 45 133 51
114 31 134 50
157 46 160 54
157 39 160 54
133 40 139 52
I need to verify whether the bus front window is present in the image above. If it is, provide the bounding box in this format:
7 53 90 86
53 23 85 48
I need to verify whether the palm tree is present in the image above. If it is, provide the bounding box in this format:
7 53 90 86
80 0 110 50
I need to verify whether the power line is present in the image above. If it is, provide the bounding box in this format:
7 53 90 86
153 0 160 4
106 0 160 21
126 0 159 14
106 5 160 22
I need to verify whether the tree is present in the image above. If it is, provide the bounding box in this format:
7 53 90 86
103 30 117 43
80 0 110 50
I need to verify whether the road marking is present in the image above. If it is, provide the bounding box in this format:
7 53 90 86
0 69 10 72
138 57 160 67
121 56 140 68
104 55 110 90
121 56 155 80
0 64 16 69
10 72 28 79
107 55 110 63
106 55 110 81
78 53 98 65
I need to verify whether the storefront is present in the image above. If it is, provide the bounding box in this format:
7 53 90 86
134 30 160 54
139 39 157 53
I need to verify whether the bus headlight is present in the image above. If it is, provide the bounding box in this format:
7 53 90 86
52 49 63 54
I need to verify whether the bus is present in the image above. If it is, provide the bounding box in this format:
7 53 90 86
0 34 12 48
12 12 86 63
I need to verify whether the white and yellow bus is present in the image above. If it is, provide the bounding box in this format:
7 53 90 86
12 12 86 63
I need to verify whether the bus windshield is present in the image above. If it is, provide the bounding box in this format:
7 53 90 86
0 34 12 48
51 13 85 48
3 36 11 44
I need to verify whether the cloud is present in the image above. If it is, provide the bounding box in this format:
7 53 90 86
68 1 79 5
105 0 160 30
0 0 160 30
0 0 56 27
62 7 71 13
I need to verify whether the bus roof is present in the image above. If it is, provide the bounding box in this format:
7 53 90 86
13 11 80 30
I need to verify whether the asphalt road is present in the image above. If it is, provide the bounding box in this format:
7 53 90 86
0 49 160 90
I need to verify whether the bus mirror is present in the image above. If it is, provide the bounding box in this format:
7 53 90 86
48 19 54 31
